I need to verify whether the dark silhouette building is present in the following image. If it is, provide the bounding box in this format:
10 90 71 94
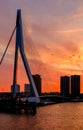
24 84 32 96
71 75 80 98
11 84 20 94
32 74 41 96
60 76 70 97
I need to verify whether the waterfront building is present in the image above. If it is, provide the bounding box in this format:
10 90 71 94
11 84 20 93
24 84 32 96
60 76 70 97
71 75 80 98
32 74 42 96
24 84 31 93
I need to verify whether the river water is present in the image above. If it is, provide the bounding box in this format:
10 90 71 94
0 102 83 130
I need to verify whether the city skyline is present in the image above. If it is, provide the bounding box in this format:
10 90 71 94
1 1 83 92
60 75 80 97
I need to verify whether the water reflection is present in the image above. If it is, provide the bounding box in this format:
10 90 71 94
0 103 83 129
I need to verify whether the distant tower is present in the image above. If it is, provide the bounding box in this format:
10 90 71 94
60 76 70 97
32 74 42 96
71 75 80 98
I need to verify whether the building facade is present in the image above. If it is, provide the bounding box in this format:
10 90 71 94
60 76 70 97
11 84 20 94
32 74 41 96
24 84 32 96
71 75 80 98
24 84 31 93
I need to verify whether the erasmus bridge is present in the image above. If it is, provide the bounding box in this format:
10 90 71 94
0 9 40 103
0 9 65 106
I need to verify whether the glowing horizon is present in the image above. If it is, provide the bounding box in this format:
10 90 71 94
0 0 83 93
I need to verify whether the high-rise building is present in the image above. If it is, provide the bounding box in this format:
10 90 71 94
60 76 70 97
71 75 80 98
32 74 41 96
11 84 20 94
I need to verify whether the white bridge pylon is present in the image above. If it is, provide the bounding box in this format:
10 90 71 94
12 9 40 102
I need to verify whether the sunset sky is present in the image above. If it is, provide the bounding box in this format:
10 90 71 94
0 0 83 93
